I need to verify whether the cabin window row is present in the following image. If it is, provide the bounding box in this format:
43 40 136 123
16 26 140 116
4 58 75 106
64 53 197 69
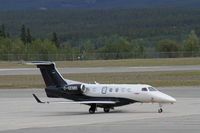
105 88 132 93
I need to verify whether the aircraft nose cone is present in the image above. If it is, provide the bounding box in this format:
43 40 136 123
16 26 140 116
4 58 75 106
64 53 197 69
162 94 176 103
168 96 176 103
154 92 176 103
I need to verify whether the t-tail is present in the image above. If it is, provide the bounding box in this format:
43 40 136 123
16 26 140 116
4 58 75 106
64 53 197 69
36 62 67 87
26 61 67 98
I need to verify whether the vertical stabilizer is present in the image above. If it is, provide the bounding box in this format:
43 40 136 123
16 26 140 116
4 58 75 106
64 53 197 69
26 62 67 87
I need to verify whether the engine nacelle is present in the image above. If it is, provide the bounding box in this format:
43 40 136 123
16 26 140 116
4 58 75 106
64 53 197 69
80 84 87 93
63 84 86 95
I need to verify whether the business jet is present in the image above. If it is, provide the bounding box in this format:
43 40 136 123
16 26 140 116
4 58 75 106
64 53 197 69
27 61 176 114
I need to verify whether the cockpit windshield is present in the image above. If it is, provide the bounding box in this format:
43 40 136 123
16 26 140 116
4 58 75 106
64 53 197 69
148 87 157 91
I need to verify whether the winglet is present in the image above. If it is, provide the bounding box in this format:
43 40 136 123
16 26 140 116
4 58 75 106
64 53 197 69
32 94 45 103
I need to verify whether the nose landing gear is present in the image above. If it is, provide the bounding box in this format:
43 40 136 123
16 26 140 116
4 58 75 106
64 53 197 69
158 103 163 113
158 108 163 113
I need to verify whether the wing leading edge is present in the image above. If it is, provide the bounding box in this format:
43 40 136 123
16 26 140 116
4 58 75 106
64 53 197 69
32 94 116 104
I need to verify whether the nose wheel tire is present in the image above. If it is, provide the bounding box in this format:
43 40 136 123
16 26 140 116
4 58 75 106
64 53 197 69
158 103 163 113
158 108 163 113
103 108 110 113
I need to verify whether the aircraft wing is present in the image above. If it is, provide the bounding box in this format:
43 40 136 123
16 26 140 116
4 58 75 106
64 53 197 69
33 94 116 104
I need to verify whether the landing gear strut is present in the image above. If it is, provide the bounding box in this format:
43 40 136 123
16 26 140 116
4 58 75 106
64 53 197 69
158 103 163 113
89 104 96 114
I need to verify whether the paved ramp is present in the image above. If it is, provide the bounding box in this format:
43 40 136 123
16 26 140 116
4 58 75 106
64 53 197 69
0 87 200 133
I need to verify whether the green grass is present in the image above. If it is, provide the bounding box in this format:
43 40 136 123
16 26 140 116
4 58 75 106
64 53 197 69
0 57 200 68
1 71 200 89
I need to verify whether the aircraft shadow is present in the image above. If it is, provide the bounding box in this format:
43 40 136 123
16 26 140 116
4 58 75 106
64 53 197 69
39 110 159 117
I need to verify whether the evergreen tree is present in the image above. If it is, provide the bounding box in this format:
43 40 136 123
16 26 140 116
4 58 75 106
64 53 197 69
20 24 27 43
0 24 6 38
0 25 1 37
26 28 32 43
6 33 10 38
51 32 59 48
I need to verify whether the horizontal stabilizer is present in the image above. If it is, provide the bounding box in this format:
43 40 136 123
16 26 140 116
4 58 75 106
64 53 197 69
32 94 116 104
24 61 54 65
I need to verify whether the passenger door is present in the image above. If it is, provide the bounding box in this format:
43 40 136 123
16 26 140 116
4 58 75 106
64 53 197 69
102 86 107 94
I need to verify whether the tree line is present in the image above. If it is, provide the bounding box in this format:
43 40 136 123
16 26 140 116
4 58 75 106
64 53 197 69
1 8 200 60
1 8 200 44
0 23 200 60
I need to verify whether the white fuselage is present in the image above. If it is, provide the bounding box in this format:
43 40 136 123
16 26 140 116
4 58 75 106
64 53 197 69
82 83 176 104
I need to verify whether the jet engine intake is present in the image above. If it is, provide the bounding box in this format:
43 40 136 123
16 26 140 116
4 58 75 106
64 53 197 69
63 84 86 95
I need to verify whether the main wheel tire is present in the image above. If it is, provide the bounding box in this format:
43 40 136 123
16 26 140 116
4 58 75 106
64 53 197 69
158 108 163 113
89 108 95 114
103 108 110 113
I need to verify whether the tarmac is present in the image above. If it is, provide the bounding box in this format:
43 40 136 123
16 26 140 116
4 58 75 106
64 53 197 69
0 65 200 75
0 65 200 133
0 86 200 133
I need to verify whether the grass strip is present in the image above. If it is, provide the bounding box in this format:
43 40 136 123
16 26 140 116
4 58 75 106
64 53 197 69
0 71 200 89
0 57 200 68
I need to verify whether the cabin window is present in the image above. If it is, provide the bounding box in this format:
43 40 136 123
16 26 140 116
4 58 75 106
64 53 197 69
142 88 148 91
115 88 119 92
148 87 157 91
109 88 113 92
102 87 107 94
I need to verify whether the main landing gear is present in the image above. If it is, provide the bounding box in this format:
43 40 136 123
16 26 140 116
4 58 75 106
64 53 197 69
158 103 163 113
89 104 96 114
89 104 112 114
103 107 110 113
